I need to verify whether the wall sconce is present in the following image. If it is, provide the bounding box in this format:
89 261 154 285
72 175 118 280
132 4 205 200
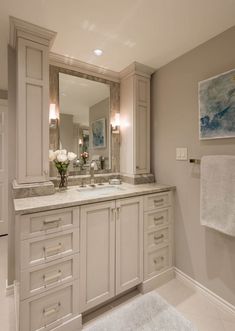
79 138 83 146
49 103 59 128
111 113 120 134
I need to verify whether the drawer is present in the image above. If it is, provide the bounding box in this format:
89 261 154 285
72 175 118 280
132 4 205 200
144 191 171 211
20 281 79 331
146 227 170 250
144 208 171 231
145 246 171 279
21 228 79 269
20 254 79 299
20 208 79 239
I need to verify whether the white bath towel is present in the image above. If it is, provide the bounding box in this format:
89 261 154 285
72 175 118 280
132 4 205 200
200 155 235 236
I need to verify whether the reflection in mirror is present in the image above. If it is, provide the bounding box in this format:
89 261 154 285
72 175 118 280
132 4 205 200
59 73 111 173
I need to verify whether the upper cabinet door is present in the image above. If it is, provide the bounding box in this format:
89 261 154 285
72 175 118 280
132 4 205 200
80 201 116 312
17 38 49 183
134 75 150 174
116 196 144 295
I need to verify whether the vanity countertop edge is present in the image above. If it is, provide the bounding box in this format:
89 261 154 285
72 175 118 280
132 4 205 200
14 183 176 215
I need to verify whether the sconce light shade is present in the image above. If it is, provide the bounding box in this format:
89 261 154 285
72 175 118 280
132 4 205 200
112 113 120 134
49 103 59 128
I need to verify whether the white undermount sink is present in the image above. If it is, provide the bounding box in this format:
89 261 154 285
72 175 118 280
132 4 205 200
77 184 125 197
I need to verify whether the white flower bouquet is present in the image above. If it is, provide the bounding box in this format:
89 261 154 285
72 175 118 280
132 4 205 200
49 149 77 188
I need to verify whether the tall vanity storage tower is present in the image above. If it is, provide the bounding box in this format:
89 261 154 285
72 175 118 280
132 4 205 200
9 17 56 184
120 63 155 181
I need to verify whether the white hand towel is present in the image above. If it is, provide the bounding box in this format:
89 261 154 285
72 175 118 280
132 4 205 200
200 155 235 236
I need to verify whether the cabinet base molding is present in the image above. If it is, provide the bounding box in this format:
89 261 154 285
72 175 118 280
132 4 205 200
138 268 175 294
47 315 82 331
174 267 235 316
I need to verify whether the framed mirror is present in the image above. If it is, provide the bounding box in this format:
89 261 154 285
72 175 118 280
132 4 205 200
49 65 120 177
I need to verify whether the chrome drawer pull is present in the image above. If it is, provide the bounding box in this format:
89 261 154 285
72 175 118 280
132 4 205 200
43 302 61 317
154 256 164 264
154 199 164 204
43 270 62 283
43 243 62 257
154 216 164 222
43 218 62 228
154 234 164 241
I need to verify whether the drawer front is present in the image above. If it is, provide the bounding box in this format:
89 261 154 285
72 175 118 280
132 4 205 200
20 281 79 331
144 192 171 211
146 227 170 250
144 208 171 231
21 229 79 269
20 254 79 299
145 246 171 279
20 208 79 239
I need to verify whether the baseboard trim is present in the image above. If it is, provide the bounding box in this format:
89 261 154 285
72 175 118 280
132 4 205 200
5 280 14 296
174 267 235 316
138 268 175 294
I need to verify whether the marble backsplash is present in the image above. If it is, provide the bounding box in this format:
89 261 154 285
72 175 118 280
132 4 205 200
13 172 155 198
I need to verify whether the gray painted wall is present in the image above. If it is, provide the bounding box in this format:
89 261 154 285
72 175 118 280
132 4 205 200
151 26 235 305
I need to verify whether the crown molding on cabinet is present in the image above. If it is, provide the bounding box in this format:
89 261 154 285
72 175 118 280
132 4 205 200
49 52 121 83
9 16 57 49
120 61 156 79
49 54 156 83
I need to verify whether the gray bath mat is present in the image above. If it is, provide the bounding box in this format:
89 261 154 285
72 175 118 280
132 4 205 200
83 291 198 331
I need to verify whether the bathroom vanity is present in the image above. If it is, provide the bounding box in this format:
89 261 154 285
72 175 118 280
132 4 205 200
9 17 175 331
14 183 174 331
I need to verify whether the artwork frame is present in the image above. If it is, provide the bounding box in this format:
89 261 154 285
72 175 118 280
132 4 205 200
91 117 106 149
199 68 235 140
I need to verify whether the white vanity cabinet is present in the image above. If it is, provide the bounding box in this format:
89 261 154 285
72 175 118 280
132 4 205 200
15 188 174 330
143 191 173 281
10 17 56 184
80 196 144 312
15 207 81 331
120 63 154 177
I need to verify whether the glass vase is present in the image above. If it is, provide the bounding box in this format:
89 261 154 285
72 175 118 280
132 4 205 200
58 170 68 190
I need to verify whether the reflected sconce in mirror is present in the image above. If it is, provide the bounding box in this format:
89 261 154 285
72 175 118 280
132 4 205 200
49 103 59 128
111 113 120 134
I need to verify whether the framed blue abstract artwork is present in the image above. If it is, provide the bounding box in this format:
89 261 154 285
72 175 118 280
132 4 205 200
91 118 106 148
199 69 235 139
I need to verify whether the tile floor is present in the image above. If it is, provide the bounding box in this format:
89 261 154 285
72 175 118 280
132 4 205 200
0 235 234 331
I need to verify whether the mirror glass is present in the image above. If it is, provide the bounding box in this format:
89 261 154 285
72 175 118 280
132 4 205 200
59 73 111 173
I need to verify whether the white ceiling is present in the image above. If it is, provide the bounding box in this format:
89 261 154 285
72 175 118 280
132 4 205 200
1 0 235 89
59 73 110 125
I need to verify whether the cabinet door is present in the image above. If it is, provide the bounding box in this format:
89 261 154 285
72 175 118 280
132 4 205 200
116 197 144 295
17 38 49 183
134 75 150 174
80 201 115 312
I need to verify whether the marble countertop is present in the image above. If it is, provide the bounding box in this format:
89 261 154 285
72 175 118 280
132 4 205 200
14 183 175 215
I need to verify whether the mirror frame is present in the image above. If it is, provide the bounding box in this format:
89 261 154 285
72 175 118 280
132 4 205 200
49 65 120 177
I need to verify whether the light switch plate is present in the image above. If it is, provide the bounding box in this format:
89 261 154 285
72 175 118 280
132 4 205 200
176 147 188 161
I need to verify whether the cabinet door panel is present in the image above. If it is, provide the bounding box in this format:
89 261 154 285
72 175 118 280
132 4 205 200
80 201 115 312
116 197 143 294
17 38 49 183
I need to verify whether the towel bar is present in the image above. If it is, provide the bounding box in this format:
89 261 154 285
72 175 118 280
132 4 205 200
189 158 201 164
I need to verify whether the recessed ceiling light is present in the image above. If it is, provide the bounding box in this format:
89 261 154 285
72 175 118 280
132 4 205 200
94 49 103 56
